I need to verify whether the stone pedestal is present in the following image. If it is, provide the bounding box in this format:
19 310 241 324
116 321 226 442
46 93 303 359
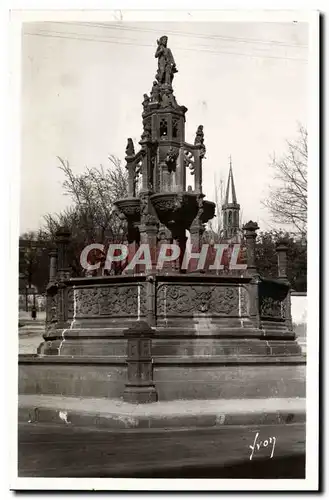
123 321 158 404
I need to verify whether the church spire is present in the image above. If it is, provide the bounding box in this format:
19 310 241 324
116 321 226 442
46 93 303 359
222 156 241 242
224 156 237 205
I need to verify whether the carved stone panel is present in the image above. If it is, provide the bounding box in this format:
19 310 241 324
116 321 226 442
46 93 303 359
140 362 152 382
210 286 239 315
128 340 139 359
156 284 239 316
127 362 139 381
260 296 286 320
240 286 249 316
73 285 140 317
140 339 151 358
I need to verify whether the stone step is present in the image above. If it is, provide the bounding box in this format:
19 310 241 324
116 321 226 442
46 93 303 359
37 336 302 357
19 354 306 401
18 393 306 430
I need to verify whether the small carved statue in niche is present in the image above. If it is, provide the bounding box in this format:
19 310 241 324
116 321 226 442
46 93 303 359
184 150 195 173
142 93 150 113
161 88 176 108
150 80 160 103
166 146 179 162
196 195 204 220
140 193 149 216
125 138 135 157
140 193 157 225
155 36 177 85
161 90 171 108
166 146 179 170
141 120 152 142
194 125 206 159
157 224 171 243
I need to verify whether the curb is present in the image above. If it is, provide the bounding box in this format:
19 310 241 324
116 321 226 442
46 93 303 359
18 404 305 430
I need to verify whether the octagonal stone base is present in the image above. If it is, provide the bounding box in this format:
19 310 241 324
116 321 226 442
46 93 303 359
20 274 305 403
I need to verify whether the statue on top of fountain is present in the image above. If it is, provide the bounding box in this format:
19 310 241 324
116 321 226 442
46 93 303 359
155 35 177 86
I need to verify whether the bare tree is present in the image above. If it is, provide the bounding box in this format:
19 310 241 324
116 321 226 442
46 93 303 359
263 125 307 233
43 155 128 275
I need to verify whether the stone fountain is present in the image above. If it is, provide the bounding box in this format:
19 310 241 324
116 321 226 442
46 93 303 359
19 36 305 404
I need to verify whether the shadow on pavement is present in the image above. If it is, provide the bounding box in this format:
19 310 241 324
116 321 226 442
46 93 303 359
74 455 305 479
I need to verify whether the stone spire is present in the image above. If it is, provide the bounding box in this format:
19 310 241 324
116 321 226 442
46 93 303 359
224 156 237 204
222 157 241 241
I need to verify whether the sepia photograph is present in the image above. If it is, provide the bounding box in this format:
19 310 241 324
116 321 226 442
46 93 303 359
8 6 319 492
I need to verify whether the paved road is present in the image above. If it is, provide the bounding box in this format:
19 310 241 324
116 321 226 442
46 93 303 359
18 422 305 478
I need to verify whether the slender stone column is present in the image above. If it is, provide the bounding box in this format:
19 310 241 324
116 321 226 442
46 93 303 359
55 227 71 280
276 241 293 332
157 224 173 273
172 228 187 273
178 147 186 192
45 247 58 333
139 223 158 272
126 161 136 197
145 275 156 326
243 221 260 328
55 227 71 328
125 225 140 275
177 233 187 273
276 241 288 279
46 248 57 329
188 194 205 269
48 247 57 284
123 321 158 404
193 151 202 194
242 221 259 276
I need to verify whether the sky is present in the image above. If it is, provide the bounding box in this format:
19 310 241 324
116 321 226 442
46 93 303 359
20 20 308 234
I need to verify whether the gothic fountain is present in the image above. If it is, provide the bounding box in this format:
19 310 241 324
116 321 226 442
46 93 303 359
19 35 305 403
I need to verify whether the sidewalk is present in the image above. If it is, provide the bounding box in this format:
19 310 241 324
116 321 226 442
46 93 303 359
18 317 44 354
19 394 306 430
